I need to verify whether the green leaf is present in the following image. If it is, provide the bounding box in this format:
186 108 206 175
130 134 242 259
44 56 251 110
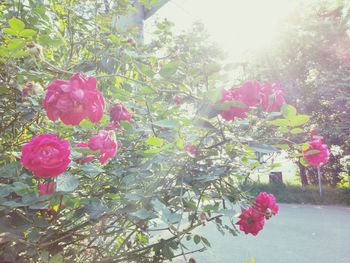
290 128 304 134
269 118 289 127
146 136 164 147
194 235 201 244
304 149 320 156
153 119 180 129
300 157 309 167
49 253 63 263
282 104 297 119
7 39 25 50
56 173 79 192
275 144 290 150
130 208 153 220
301 143 309 151
201 236 211 247
159 61 181 78
19 29 37 37
9 17 25 31
80 164 104 178
214 100 246 110
278 127 289 133
289 115 310 127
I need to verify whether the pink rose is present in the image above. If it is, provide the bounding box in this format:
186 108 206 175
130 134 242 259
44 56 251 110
174 96 182 105
78 130 118 164
21 134 70 177
254 192 279 219
219 88 249 121
185 144 200 157
43 73 105 125
109 103 132 124
260 82 285 112
303 139 330 167
235 80 262 107
236 207 265 236
38 182 56 196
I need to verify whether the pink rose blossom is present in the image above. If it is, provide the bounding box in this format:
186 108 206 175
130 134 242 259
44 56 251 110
236 207 265 236
235 80 262 107
174 96 182 105
185 144 200 157
219 89 249 121
79 130 118 164
21 134 70 177
260 82 285 112
254 192 279 219
43 73 105 125
38 182 56 196
303 139 330 167
109 103 132 124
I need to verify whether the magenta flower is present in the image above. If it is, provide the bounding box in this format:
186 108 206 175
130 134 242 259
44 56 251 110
78 130 118 164
219 88 249 121
38 182 56 196
185 144 200 157
43 73 105 125
109 103 132 124
254 192 279 219
21 134 70 177
260 82 285 112
236 207 265 236
235 80 262 107
303 139 330 167
174 96 182 105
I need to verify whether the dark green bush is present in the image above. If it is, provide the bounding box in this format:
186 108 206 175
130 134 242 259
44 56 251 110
242 183 350 206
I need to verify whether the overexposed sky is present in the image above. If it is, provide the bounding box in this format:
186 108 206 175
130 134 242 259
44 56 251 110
145 0 301 62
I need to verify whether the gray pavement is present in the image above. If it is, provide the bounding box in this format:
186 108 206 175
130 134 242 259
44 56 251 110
180 204 350 263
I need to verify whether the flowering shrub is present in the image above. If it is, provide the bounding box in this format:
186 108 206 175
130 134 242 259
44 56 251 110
0 2 332 262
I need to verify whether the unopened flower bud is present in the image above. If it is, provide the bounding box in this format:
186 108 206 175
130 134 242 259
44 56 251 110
26 43 43 57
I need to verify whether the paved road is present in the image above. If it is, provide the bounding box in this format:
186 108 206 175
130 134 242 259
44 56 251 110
178 204 350 263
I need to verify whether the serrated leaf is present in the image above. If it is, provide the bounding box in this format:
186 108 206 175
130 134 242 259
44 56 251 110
9 17 25 31
201 236 211 247
159 61 180 78
146 136 164 147
153 119 180 129
19 29 37 37
194 235 200 244
7 39 25 50
299 157 309 167
130 208 153 220
80 164 104 178
278 127 289 133
269 118 290 127
282 104 297 119
56 173 79 192
275 144 290 150
290 128 304 134
289 115 310 127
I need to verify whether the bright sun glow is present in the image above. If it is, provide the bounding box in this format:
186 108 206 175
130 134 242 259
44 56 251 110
146 0 300 61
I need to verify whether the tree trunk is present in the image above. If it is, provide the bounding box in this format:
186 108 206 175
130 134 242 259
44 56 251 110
297 161 309 186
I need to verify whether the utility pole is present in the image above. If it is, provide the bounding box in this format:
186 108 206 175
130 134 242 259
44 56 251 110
115 0 169 42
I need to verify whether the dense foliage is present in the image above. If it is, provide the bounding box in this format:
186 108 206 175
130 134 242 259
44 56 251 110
0 1 333 262
243 0 350 186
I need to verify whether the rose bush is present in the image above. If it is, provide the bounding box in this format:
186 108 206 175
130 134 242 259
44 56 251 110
0 1 332 262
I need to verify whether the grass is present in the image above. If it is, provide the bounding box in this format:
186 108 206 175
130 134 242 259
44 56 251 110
242 183 350 206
